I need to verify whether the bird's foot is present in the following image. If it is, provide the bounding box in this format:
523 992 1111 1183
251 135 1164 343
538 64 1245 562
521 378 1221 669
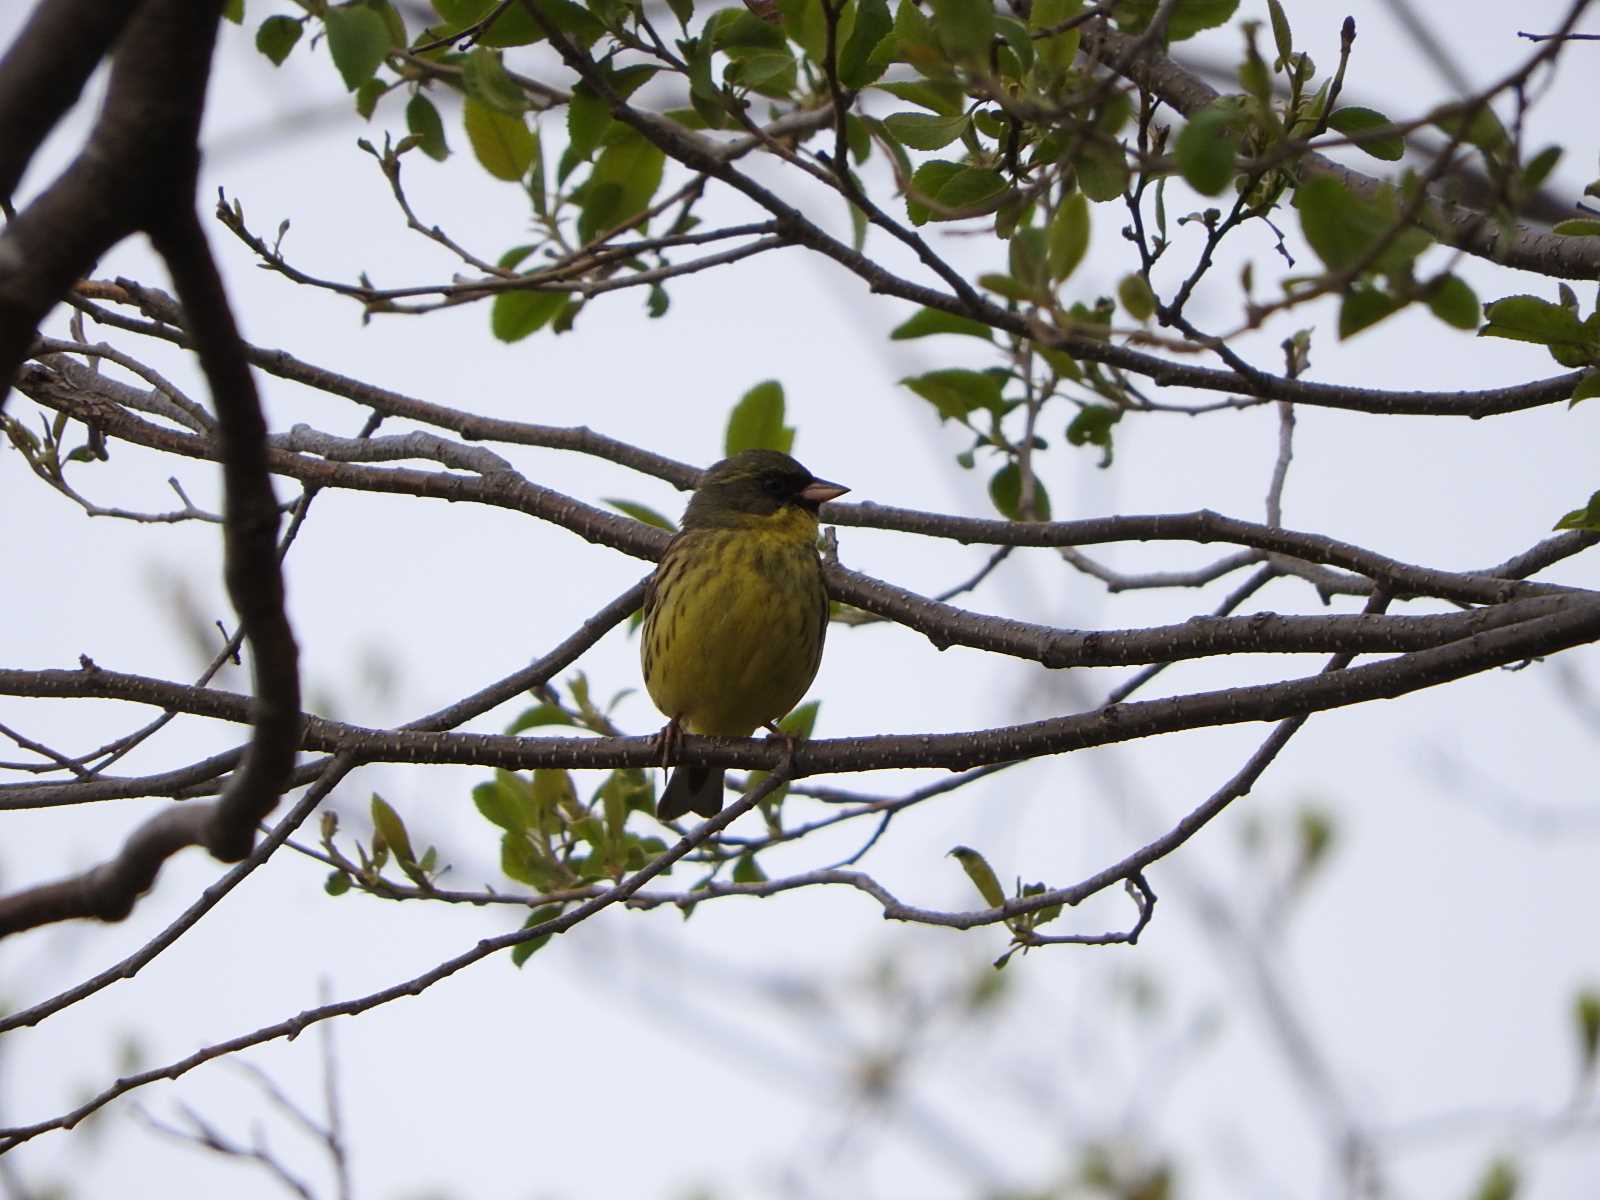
656 718 683 768
762 721 800 757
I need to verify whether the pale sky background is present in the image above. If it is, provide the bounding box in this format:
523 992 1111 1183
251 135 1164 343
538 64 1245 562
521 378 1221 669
2 2 1599 1198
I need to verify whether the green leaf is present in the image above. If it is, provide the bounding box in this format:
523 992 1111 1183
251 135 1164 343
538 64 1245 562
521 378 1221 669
1075 140 1128 202
1293 175 1431 275
988 462 1051 520
839 0 893 88
473 778 524 832
929 0 993 61
605 498 678 529
255 15 303 65
223 0 245 23
324 4 391 91
906 160 1008 225
666 0 694 28
902 368 1005 422
463 97 536 180
1424 274 1478 330
1468 1158 1518 1200
405 94 449 160
324 870 352 896
354 77 387 120
1573 987 1600 1073
1571 369 1600 408
733 851 768 883
1326 107 1404 161
1434 104 1509 156
889 307 994 341
1175 104 1239 195
1047 191 1090 282
504 703 577 734
725 49 798 97
1338 285 1405 339
511 904 564 966
491 289 567 342
1554 489 1600 532
1066 403 1120 465
949 845 1006 908
1554 219 1600 238
1117 272 1156 321
1478 294 1595 357
462 46 527 114
1111 0 1239 42
1030 0 1084 72
1009 226 1049 296
724 380 795 455
872 78 965 116
566 85 612 164
370 793 416 864
1265 0 1291 68
577 128 665 243
883 111 969 150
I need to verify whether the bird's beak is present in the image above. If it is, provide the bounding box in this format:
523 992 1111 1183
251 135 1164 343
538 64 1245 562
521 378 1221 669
799 478 849 505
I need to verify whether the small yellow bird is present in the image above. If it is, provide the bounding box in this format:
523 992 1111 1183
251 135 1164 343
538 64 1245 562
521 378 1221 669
643 449 848 821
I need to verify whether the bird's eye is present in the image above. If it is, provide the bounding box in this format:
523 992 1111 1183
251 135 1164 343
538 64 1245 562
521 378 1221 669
763 476 788 496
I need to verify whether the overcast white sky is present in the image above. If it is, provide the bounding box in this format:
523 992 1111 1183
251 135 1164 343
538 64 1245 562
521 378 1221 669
2 2 1599 1198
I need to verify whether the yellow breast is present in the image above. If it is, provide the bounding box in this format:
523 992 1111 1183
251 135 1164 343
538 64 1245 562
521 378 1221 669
642 518 827 737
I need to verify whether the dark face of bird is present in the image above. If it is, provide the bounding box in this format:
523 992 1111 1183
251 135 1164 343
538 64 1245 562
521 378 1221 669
682 449 849 528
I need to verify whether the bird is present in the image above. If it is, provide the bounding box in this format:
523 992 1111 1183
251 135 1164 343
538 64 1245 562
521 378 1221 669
642 449 848 822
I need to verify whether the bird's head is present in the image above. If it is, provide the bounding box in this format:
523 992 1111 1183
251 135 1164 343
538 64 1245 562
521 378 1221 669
683 449 849 529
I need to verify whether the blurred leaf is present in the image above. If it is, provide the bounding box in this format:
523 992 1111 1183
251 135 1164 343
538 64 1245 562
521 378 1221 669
1554 219 1600 237
1265 0 1291 68
1469 1157 1518 1200
1048 191 1090 282
1118 272 1156 321
733 851 768 883
949 845 1006 908
838 0 892 88
605 498 678 530
462 45 527 114
1176 104 1239 195
566 85 612 164
1576 988 1600 1074
929 0 993 61
370 793 416 864
511 904 565 966
1554 489 1600 532
505 703 577 733
1327 106 1404 161
883 111 969 150
1338 285 1405 339
890 307 994 341
1067 403 1121 466
255 15 303 64
1570 369 1600 408
1478 294 1596 363
324 4 390 91
1294 176 1431 275
1111 0 1238 42
577 128 665 242
902 368 1005 422
1031 0 1084 71
405 94 449 160
988 462 1051 520
724 379 795 454
1425 274 1478 330
463 97 536 180
906 160 1008 225
1075 140 1128 202
324 870 352 896
491 289 567 342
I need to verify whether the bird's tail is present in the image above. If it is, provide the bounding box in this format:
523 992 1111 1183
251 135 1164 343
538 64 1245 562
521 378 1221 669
657 766 725 821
